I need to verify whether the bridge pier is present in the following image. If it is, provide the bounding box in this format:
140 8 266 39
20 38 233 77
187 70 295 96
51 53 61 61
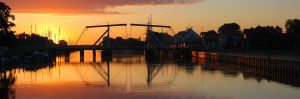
101 50 112 62
80 50 84 62
93 50 96 62
64 52 70 62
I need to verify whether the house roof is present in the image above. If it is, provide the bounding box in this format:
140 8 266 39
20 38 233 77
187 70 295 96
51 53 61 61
175 28 199 40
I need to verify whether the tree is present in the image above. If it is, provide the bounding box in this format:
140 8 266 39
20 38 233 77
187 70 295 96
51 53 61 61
0 2 16 48
285 19 300 49
58 40 68 46
244 26 283 50
15 33 57 48
202 30 219 42
16 32 30 46
218 23 242 49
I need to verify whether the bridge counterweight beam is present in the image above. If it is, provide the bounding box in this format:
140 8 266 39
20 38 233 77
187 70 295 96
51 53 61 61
86 24 127 28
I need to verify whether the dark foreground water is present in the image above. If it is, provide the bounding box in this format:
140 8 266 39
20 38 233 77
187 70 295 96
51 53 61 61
1 50 300 99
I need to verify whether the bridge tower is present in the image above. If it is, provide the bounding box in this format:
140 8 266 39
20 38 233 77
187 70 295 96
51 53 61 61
129 24 171 50
130 17 191 57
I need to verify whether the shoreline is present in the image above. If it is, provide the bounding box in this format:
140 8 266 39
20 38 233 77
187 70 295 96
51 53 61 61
195 51 300 69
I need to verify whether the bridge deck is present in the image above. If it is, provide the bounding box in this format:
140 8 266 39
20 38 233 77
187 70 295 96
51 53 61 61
17 45 184 51
65 45 104 50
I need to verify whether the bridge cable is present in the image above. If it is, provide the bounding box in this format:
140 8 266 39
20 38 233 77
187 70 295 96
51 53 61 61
93 29 109 45
75 28 87 45
110 29 116 37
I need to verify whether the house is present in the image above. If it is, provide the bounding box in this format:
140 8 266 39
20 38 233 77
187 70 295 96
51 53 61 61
174 28 202 49
200 30 220 50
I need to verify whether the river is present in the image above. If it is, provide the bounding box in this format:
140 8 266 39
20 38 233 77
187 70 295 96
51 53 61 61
0 50 300 99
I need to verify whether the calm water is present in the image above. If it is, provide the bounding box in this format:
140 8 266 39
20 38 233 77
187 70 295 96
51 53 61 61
1 50 300 99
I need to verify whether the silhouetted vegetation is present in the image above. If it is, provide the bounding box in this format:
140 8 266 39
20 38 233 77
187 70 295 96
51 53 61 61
244 26 284 50
0 2 64 53
58 40 68 46
199 20 300 51
286 19 300 50
0 2 16 49
218 23 243 49
16 33 56 48
102 37 145 49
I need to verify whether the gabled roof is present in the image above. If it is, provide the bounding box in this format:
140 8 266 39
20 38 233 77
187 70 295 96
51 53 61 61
175 28 199 40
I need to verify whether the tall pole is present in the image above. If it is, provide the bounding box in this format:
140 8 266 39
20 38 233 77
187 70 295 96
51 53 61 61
59 26 61 41
107 26 110 49
35 24 37 33
30 25 33 34
147 15 152 49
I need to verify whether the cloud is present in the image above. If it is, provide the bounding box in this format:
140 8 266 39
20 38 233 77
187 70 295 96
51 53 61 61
2 0 203 15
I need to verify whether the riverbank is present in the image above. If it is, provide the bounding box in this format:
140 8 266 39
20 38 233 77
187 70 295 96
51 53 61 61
194 51 300 69
0 48 60 66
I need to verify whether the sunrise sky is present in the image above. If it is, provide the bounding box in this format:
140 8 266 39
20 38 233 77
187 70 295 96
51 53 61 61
2 0 300 44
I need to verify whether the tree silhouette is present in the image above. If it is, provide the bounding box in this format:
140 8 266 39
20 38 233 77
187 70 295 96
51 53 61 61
244 26 283 50
0 2 15 32
285 19 300 49
0 2 16 48
101 37 145 49
16 33 56 48
58 40 68 46
218 23 242 49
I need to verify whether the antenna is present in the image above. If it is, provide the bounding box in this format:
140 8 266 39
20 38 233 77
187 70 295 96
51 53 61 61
187 22 191 29
59 26 61 40
148 15 153 31
35 24 37 33
150 15 152 24
30 25 33 34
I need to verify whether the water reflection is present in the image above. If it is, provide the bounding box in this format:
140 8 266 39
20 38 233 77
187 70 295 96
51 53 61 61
0 51 299 99
0 72 16 99
0 57 55 99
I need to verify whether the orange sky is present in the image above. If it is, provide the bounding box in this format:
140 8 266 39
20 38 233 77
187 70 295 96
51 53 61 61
2 0 300 44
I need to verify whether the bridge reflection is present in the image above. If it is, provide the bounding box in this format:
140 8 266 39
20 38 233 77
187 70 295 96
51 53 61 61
62 51 300 88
